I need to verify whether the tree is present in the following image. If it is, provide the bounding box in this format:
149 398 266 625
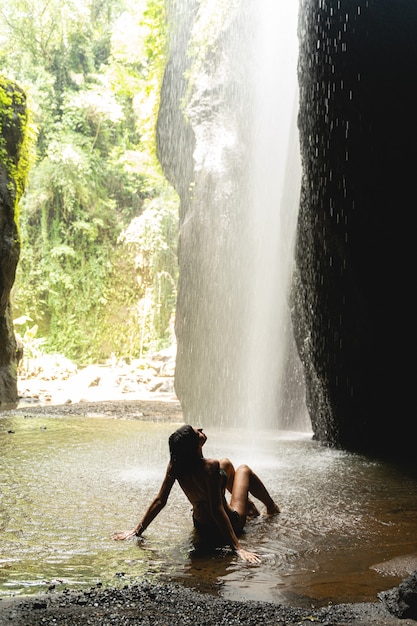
0 0 179 363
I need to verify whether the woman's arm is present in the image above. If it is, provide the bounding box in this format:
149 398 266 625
112 463 175 541
206 461 260 563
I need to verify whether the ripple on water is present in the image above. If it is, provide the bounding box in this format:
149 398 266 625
1 415 417 605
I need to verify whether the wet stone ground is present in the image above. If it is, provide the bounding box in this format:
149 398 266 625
0 579 415 626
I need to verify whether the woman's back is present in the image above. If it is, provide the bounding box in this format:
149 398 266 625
176 457 221 523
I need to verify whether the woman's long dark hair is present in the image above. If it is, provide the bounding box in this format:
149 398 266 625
168 425 201 479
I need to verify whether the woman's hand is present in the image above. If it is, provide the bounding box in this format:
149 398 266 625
112 529 137 541
236 547 261 564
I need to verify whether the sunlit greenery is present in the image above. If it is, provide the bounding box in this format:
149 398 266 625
0 0 179 364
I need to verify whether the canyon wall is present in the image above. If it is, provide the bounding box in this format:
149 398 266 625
294 0 416 461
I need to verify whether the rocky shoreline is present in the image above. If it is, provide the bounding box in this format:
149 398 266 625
0 579 414 626
2 397 416 625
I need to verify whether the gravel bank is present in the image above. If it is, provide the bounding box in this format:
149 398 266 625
0 581 414 626
13 397 184 421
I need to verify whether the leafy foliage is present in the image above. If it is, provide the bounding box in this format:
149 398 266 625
0 0 178 363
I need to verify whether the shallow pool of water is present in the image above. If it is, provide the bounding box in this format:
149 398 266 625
1 414 417 607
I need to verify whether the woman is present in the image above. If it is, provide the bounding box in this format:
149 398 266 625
112 425 279 563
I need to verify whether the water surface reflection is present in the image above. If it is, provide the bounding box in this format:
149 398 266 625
1 415 417 606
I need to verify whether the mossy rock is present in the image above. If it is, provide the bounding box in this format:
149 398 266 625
0 76 31 406
0 76 31 223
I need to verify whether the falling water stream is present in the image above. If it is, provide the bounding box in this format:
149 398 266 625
2 414 417 607
236 0 304 431
173 0 308 430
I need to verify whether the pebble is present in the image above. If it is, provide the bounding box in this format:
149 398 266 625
0 581 412 626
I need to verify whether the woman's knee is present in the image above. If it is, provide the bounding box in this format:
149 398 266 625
235 463 252 476
220 458 234 474
219 458 235 491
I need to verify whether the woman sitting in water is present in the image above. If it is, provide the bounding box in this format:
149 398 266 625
112 425 279 563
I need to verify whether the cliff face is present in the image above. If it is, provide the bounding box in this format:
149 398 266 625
160 0 415 461
294 0 417 460
158 1 257 425
0 77 29 407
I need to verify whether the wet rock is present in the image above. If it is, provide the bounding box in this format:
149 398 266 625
0 581 412 626
379 570 417 619
295 0 417 464
32 600 47 610
17 349 177 407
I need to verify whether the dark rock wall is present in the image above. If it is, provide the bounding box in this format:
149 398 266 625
0 78 28 407
295 0 417 459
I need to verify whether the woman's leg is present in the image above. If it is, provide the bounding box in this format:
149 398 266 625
230 464 279 522
220 459 261 517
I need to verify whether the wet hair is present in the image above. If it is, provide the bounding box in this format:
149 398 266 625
168 425 201 479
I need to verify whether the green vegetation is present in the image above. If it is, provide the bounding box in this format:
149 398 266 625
0 0 179 364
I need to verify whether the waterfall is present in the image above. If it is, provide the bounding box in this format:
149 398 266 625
167 0 310 432
238 1 308 431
